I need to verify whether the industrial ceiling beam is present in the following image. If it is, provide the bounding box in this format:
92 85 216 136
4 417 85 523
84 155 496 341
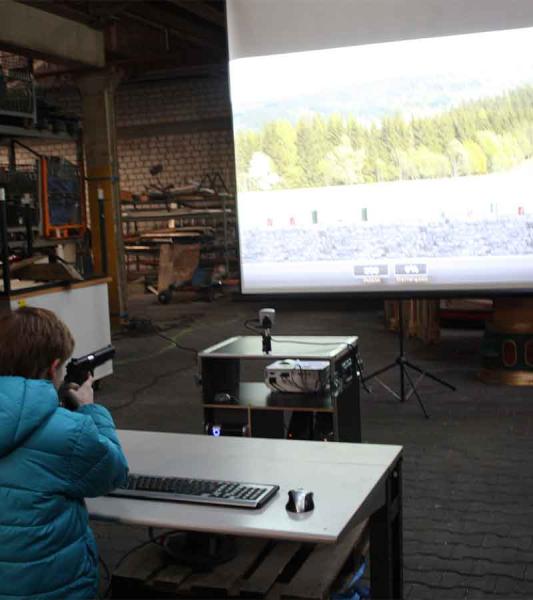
167 0 226 28
18 0 101 28
0 0 105 66
85 1 132 23
123 3 226 51
34 51 226 80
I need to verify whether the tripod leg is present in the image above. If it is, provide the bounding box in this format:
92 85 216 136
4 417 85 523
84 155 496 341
405 361 456 391
372 377 402 402
403 365 430 419
364 362 402 401
363 361 397 383
404 372 425 401
398 301 406 403
400 359 405 402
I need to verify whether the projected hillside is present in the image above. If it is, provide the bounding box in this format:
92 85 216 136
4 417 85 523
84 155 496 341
229 27 533 293
235 87 533 190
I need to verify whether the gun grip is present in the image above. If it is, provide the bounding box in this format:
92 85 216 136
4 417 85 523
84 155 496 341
78 368 93 385
59 383 77 411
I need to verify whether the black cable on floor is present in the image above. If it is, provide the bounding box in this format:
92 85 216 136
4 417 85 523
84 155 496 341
106 363 193 411
150 322 198 360
104 316 199 411
244 318 261 333
112 317 199 360
98 556 110 596
102 529 180 598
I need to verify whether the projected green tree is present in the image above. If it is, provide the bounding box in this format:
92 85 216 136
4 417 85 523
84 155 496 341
295 116 329 187
235 84 533 191
262 120 302 187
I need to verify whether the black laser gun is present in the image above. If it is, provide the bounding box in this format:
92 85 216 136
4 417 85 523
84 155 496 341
65 344 116 386
60 345 115 410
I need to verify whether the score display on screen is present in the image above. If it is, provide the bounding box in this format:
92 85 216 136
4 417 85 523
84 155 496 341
228 2 533 294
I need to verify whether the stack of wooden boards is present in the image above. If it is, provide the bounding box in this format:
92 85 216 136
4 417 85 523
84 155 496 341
0 255 83 291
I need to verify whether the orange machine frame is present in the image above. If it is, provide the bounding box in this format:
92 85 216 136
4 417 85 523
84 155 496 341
40 156 87 239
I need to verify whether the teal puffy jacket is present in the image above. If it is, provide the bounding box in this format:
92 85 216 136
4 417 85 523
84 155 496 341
0 377 129 599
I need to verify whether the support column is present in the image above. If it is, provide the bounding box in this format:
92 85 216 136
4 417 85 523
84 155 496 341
78 70 127 326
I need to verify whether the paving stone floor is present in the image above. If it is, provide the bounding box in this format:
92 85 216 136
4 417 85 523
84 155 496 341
93 293 533 599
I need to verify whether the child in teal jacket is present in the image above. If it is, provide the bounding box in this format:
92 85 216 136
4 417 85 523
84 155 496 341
0 307 129 599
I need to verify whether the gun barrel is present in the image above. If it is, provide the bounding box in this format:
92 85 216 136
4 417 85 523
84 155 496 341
69 344 116 369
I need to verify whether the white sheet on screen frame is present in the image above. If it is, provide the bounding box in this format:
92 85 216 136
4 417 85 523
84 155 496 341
227 0 533 60
227 0 533 294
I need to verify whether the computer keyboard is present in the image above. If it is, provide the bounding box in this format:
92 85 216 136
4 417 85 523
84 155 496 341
109 473 280 509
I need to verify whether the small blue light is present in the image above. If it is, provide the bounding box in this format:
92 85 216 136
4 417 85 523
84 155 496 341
212 425 221 437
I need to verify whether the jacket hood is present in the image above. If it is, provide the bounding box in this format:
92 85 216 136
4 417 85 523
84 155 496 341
0 377 58 457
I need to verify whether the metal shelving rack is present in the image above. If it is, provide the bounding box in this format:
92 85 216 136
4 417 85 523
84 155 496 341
0 53 37 126
0 126 81 299
121 172 238 283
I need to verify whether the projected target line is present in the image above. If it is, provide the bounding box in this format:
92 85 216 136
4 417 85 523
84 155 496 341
363 302 456 417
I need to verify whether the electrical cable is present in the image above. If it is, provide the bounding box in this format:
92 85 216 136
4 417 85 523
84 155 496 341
111 316 201 365
299 362 321 394
148 527 160 545
244 320 353 350
102 529 180 598
289 364 308 393
270 340 368 393
269 379 285 393
356 348 370 394
104 318 199 411
240 318 355 350
106 363 193 411
271 337 354 347
102 539 152 598
98 556 110 596
244 318 262 333
248 321 369 394
150 322 198 360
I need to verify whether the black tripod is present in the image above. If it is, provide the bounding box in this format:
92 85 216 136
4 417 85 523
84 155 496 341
363 301 456 418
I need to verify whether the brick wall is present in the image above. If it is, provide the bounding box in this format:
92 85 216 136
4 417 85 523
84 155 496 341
0 142 77 165
115 77 235 193
118 129 235 194
1 76 236 194
117 77 230 126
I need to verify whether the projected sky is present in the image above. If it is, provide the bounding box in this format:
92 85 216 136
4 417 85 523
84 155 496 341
232 27 533 130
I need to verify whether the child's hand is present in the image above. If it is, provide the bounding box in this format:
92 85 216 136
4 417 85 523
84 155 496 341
66 375 95 408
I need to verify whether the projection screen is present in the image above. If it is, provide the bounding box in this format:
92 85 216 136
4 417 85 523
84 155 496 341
227 0 533 294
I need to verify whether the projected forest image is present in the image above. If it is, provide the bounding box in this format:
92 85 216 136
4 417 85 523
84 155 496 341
235 87 533 191
232 28 533 192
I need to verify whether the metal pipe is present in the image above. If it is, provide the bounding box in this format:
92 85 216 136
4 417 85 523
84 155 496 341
222 192 229 275
97 188 108 275
7 141 16 173
13 140 42 158
0 188 11 295
22 194 33 257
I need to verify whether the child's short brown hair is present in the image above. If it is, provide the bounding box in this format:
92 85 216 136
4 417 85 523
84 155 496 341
0 307 75 379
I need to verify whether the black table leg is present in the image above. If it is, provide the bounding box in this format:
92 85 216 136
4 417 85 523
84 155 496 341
370 458 403 599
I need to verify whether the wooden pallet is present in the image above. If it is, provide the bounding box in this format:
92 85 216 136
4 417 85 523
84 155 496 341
111 519 368 599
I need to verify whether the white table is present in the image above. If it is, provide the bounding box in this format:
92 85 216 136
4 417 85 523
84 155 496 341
88 430 403 599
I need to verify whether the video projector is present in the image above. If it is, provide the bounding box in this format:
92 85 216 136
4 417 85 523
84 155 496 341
265 359 330 394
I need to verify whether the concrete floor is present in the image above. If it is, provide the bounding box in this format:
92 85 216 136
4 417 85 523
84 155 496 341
93 293 533 599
